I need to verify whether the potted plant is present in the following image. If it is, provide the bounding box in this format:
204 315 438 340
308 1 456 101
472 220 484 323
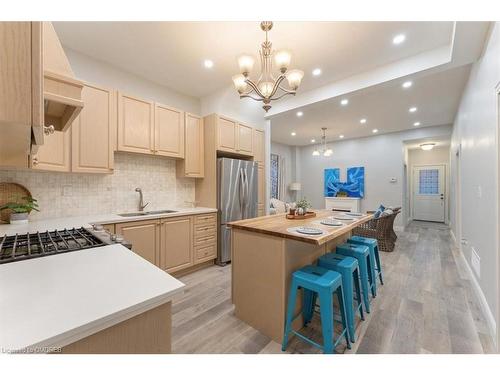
296 197 311 215
0 196 39 224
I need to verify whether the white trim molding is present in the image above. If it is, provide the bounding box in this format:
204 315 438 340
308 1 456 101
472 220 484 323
451 229 497 349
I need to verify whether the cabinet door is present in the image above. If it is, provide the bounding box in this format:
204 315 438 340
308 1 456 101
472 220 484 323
253 129 265 163
72 83 116 173
160 216 193 273
115 220 160 266
217 116 237 152
257 163 266 216
182 113 204 177
117 92 154 155
236 123 253 155
155 103 184 158
31 129 71 172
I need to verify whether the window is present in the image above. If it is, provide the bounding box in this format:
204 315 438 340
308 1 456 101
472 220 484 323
270 154 279 199
419 169 439 194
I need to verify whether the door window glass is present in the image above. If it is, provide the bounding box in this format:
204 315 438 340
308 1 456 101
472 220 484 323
419 169 439 194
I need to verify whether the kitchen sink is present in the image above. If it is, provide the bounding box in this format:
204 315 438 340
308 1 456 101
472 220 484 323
118 210 177 217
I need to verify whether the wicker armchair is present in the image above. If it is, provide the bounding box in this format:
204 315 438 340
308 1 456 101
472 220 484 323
353 210 400 252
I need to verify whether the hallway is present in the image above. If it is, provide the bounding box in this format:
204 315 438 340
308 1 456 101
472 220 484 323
171 221 495 354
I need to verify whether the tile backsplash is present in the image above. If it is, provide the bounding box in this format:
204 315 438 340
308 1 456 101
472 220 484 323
0 153 195 220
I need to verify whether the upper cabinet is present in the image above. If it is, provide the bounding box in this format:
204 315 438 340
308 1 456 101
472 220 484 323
253 128 265 163
117 92 155 155
155 104 184 158
0 22 43 168
178 113 204 178
215 115 253 156
72 83 116 173
31 128 71 172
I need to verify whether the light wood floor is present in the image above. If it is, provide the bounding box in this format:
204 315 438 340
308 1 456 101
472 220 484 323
171 221 496 354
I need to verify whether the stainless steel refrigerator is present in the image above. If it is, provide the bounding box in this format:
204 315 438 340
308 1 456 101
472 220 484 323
217 157 258 265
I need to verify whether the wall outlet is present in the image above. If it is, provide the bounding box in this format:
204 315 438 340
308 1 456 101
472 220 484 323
471 247 480 278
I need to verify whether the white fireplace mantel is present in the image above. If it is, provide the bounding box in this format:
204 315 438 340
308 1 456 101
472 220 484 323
325 197 361 212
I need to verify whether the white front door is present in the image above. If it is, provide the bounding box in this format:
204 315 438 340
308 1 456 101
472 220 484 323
412 165 446 222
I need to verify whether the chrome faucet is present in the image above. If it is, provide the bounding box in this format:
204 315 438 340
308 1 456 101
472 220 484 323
135 188 149 211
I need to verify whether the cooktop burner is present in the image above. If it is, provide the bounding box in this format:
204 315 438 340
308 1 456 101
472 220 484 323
0 227 106 264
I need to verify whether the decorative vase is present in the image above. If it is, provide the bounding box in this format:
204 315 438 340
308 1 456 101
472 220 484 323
9 212 29 224
297 207 305 215
289 208 296 216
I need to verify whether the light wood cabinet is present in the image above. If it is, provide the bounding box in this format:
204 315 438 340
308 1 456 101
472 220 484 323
117 92 154 155
72 83 116 173
257 163 265 216
160 216 193 273
0 22 43 168
115 219 160 266
177 113 204 178
253 129 265 163
217 116 237 152
155 103 184 158
236 123 253 155
31 128 71 172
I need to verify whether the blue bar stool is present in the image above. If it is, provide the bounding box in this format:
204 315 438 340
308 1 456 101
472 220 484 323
336 243 373 313
314 253 364 343
282 265 350 354
348 236 384 287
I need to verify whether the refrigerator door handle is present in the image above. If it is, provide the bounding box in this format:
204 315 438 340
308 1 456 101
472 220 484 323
243 168 249 216
238 168 245 215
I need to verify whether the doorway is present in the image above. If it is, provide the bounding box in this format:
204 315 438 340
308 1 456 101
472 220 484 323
412 164 446 222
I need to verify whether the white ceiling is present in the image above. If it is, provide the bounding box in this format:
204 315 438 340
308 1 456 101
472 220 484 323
53 21 454 98
270 64 471 145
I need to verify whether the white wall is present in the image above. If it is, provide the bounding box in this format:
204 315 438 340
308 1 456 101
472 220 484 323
449 22 500 339
200 85 267 130
407 146 450 223
64 48 201 115
296 125 453 226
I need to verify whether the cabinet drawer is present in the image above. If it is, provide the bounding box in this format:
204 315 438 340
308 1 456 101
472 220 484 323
194 233 216 247
195 243 216 263
194 223 216 238
194 213 216 225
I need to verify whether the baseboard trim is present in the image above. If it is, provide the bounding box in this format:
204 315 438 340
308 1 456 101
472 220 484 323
450 229 497 350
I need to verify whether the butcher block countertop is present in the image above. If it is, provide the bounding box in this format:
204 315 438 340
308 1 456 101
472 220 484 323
229 209 374 245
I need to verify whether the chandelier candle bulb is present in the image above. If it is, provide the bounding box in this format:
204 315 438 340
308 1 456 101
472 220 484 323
274 50 292 72
286 69 304 90
232 74 248 93
238 55 255 75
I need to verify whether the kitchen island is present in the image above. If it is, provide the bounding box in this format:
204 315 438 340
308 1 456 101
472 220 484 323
229 210 373 343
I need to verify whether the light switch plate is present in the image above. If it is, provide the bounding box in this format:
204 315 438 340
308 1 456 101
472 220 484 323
471 247 480 278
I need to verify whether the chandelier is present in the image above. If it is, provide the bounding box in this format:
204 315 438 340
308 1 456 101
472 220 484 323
312 128 333 156
232 21 304 112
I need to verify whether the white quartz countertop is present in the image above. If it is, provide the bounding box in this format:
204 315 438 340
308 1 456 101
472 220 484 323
0 207 217 236
0 244 185 353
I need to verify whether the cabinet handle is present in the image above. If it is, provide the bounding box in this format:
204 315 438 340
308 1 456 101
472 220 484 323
32 157 39 166
43 125 55 136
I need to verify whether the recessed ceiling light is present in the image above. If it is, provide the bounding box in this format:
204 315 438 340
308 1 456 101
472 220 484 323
360 118 367 124
409 107 417 113
413 121 421 126
372 129 378 133
296 111 303 117
203 59 214 68
340 99 349 106
393 34 406 45
339 135 344 139
402 81 413 89
291 132 296 136
312 68 322 76
311 139 316 143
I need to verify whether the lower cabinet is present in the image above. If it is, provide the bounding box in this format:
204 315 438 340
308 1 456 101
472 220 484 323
115 219 160 266
159 216 193 273
111 213 217 274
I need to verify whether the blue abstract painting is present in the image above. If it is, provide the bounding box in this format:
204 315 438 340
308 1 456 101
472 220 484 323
324 167 365 198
